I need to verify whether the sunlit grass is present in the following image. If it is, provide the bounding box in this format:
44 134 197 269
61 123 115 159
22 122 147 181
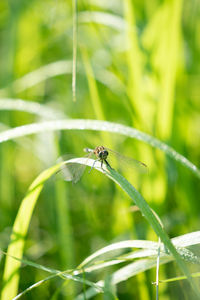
0 0 199 299
1 158 200 299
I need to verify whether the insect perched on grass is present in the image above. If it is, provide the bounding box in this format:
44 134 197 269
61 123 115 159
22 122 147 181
59 146 147 183
84 146 112 171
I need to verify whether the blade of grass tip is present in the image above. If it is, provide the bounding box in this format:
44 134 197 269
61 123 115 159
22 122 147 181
1 163 62 300
72 0 78 102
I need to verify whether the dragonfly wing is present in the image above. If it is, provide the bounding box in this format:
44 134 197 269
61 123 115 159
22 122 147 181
60 163 86 183
57 153 92 183
104 147 147 173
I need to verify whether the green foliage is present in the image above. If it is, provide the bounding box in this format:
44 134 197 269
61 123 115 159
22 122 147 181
0 0 200 299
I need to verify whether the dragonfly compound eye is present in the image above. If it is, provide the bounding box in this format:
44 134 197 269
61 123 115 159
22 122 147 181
99 150 108 159
104 150 108 157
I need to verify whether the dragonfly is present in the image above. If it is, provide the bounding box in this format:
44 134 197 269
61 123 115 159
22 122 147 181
59 146 147 184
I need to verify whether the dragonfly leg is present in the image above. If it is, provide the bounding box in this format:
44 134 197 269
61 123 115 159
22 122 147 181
101 160 104 170
105 159 113 170
89 159 98 173
100 160 107 173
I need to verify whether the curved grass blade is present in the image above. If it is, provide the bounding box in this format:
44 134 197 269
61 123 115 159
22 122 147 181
76 255 199 300
78 240 158 269
155 272 200 285
78 232 200 271
1 158 94 300
68 158 199 297
1 157 199 299
74 257 175 300
0 249 104 300
0 61 72 95
0 119 199 179
0 61 124 96
1 163 62 300
56 157 200 295
0 98 64 119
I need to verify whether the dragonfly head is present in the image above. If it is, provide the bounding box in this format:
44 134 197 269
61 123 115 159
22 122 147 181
98 150 109 160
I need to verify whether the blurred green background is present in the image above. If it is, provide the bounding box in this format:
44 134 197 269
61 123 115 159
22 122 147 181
0 0 200 299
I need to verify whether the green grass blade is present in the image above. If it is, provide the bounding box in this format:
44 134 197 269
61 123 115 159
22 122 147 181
3 157 199 300
1 163 62 300
105 168 198 294
0 60 123 96
0 98 64 119
0 61 72 95
78 231 200 270
78 240 158 268
62 158 200 297
0 249 104 300
0 119 199 178
158 272 200 284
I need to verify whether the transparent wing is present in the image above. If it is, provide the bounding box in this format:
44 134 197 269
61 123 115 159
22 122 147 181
59 163 86 183
57 153 92 184
104 147 147 173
